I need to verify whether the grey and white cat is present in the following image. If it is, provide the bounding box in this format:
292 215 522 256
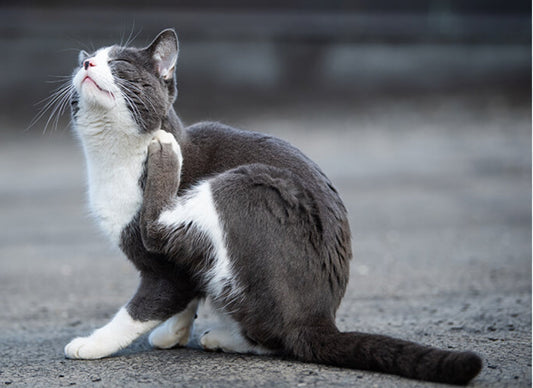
63 29 482 384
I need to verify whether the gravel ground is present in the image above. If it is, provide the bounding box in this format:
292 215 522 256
0 92 530 387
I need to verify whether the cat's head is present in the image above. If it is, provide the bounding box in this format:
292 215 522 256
71 29 179 133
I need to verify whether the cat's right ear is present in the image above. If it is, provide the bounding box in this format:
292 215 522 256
146 29 179 80
78 50 90 66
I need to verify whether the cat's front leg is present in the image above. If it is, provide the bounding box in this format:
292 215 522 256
140 129 182 253
65 273 197 359
64 306 160 359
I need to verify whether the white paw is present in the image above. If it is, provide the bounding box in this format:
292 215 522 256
199 327 274 355
64 336 116 360
151 129 182 164
152 129 175 145
200 330 223 351
149 323 192 349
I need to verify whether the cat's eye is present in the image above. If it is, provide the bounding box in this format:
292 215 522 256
109 59 132 65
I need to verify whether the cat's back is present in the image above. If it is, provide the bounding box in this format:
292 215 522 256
182 121 329 189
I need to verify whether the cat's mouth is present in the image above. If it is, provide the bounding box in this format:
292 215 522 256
82 76 114 98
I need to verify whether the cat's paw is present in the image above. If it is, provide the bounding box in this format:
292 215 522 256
148 130 183 168
151 129 175 145
199 327 273 355
149 299 199 349
200 329 241 353
151 130 180 155
200 329 223 352
149 323 191 349
64 336 116 360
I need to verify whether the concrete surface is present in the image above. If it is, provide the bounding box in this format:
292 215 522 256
0 91 530 387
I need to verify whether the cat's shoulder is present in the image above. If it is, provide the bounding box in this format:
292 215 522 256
185 121 297 153
186 121 268 141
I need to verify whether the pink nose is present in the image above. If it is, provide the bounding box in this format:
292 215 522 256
83 59 96 70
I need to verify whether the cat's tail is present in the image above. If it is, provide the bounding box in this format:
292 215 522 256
286 324 482 385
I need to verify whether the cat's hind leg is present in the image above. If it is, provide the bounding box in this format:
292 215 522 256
140 129 183 254
200 328 273 355
149 298 200 349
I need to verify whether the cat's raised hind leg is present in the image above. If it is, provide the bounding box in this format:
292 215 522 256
140 129 183 254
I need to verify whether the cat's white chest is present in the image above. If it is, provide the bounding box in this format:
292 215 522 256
77 117 151 246
87 148 147 246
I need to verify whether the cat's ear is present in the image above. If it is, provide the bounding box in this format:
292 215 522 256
78 50 90 66
146 29 179 80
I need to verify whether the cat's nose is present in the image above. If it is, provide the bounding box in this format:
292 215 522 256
83 59 96 70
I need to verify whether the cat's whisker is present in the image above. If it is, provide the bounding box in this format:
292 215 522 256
116 78 159 125
30 81 75 133
121 90 144 128
42 85 75 134
46 75 74 84
120 23 141 49
50 87 75 132
117 78 157 113
114 80 144 125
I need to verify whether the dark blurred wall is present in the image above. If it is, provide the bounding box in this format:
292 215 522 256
0 1 530 129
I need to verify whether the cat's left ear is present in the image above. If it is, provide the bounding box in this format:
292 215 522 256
146 29 179 80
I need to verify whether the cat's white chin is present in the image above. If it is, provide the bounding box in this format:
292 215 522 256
82 76 114 96
79 84 116 110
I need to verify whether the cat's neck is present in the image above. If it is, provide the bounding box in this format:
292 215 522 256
75 106 187 171
75 106 154 245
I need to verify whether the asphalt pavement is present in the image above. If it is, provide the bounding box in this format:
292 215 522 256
0 91 530 387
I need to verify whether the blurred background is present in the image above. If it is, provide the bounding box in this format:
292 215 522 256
0 1 530 126
0 2 531 386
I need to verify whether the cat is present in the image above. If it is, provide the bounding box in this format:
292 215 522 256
62 28 482 385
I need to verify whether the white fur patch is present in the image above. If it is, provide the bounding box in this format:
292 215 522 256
79 131 152 245
159 181 238 298
64 307 159 359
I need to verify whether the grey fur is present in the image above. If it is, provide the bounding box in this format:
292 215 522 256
71 29 482 385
